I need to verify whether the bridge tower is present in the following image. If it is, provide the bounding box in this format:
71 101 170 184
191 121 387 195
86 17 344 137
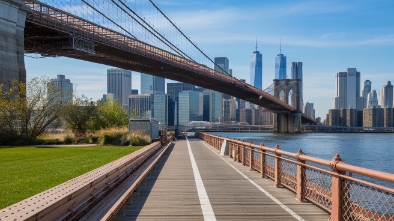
273 79 302 133
0 0 30 90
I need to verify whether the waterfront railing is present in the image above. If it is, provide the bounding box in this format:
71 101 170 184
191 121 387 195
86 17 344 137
198 132 394 221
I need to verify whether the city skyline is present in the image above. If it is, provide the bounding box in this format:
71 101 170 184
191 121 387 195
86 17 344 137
25 0 394 119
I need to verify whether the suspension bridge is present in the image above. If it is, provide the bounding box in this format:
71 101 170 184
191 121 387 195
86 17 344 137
1 0 314 133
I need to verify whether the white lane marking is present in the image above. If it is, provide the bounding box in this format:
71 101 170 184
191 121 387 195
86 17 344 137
201 141 305 221
186 137 217 221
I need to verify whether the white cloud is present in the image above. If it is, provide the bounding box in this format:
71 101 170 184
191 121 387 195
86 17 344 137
356 35 394 46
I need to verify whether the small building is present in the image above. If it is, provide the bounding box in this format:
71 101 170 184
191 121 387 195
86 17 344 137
129 118 159 141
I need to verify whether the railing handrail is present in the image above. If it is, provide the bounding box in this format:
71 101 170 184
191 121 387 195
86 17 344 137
202 132 394 184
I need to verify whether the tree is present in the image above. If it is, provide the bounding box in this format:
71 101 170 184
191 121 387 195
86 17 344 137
62 95 97 139
93 98 128 130
0 78 63 144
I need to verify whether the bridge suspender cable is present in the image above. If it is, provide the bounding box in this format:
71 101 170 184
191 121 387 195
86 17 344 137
80 0 137 39
111 0 194 61
148 0 231 76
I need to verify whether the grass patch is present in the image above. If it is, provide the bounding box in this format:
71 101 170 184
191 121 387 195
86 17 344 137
0 145 143 209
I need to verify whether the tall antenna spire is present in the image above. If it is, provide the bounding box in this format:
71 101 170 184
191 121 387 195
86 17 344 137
255 37 258 51
280 38 282 54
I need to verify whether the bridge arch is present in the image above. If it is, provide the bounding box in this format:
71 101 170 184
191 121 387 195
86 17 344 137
273 79 302 111
273 79 302 133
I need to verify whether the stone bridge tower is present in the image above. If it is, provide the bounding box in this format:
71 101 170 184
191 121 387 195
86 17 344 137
0 0 30 90
273 79 302 133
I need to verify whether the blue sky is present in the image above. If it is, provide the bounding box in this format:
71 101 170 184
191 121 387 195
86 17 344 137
25 0 394 119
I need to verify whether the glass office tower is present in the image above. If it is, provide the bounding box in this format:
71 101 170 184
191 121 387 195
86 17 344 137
250 45 262 90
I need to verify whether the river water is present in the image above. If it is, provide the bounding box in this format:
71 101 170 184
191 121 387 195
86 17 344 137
210 132 394 175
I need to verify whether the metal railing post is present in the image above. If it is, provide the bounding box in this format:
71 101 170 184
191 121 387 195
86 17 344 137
260 143 266 178
330 154 344 221
295 149 306 201
250 141 254 171
229 141 233 159
242 142 246 166
234 141 238 162
274 145 282 187
238 140 242 163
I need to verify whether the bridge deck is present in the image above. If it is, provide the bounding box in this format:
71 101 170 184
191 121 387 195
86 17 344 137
117 138 329 221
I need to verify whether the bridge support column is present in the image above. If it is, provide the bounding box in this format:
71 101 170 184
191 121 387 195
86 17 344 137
0 0 30 90
273 111 302 133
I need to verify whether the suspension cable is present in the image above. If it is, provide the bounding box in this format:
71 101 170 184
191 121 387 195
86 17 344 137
80 0 137 39
111 0 193 61
148 0 231 76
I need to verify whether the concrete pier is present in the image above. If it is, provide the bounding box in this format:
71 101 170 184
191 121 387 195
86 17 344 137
274 111 302 133
0 0 30 89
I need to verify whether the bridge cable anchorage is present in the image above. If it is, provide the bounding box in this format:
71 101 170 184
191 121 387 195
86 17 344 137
111 0 193 61
147 0 231 77
80 0 137 39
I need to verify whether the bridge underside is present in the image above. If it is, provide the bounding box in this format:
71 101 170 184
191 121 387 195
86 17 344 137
22 1 315 125
25 24 287 112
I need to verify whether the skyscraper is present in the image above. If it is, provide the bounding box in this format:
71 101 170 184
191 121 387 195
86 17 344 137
213 91 223 122
275 43 286 80
49 75 73 104
367 90 379 108
250 43 262 89
303 102 315 119
362 80 372 98
380 81 393 107
333 68 363 110
178 91 201 126
214 56 232 101
140 73 165 94
167 82 198 126
107 68 131 106
223 97 237 122
203 90 215 122
167 82 196 102
128 94 152 118
291 62 303 109
214 57 230 75
152 92 168 125
362 80 372 109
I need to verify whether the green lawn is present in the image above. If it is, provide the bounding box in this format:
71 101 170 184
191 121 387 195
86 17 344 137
0 145 142 209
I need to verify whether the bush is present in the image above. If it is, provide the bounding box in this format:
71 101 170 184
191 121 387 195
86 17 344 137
88 135 99 144
88 128 150 146
128 131 150 146
49 128 150 146
63 135 74 144
41 139 61 145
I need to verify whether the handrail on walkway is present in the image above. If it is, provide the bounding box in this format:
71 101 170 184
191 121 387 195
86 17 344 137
197 132 394 221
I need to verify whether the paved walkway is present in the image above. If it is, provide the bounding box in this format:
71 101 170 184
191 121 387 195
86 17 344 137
117 137 329 221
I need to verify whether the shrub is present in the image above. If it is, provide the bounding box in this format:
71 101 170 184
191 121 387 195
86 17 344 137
128 131 150 146
51 128 151 146
88 135 99 144
88 128 150 146
63 135 74 144
41 139 61 145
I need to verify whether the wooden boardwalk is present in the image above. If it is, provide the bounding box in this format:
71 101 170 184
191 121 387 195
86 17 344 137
117 138 329 221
